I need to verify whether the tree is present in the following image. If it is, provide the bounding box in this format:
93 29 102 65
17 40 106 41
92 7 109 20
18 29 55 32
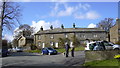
13 24 34 47
58 38 70 48
0 1 21 49
72 34 80 47
96 18 115 32
12 38 18 47
7 42 12 48
14 24 34 39
1 1 21 31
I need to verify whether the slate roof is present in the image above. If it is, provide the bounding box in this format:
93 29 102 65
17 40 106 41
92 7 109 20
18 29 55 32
35 28 106 35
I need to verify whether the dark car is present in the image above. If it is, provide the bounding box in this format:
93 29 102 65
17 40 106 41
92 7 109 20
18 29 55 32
41 47 57 55
2 49 8 57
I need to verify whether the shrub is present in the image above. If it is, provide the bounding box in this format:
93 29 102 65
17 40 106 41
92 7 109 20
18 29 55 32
115 41 120 45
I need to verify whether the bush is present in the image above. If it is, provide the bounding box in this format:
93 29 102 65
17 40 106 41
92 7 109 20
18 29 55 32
115 41 120 45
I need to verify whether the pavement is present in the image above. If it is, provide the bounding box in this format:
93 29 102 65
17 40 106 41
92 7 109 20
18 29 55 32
1 51 85 67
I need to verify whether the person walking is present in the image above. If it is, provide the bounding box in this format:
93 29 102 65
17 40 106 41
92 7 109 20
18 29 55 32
70 42 75 57
65 42 70 57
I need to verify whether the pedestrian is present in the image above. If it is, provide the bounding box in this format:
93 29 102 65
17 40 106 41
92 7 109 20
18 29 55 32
70 42 75 57
65 42 70 57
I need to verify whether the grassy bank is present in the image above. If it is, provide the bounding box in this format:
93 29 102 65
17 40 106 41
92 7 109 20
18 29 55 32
25 49 41 53
25 46 85 53
56 46 85 53
84 59 119 66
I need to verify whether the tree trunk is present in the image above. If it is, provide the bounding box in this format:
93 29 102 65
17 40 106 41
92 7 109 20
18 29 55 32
0 2 6 49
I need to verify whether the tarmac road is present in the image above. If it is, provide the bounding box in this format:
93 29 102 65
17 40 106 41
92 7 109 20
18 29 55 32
1 51 85 67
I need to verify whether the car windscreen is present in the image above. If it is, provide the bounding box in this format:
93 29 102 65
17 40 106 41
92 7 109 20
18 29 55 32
47 48 53 50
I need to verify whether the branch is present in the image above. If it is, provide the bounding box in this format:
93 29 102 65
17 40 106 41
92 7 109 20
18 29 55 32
4 10 14 17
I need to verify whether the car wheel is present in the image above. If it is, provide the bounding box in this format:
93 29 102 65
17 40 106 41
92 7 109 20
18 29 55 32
114 48 119 50
48 53 51 55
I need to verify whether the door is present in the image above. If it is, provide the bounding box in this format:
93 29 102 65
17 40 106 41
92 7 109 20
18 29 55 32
104 42 113 50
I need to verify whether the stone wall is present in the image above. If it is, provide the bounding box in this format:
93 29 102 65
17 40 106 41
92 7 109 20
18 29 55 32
85 50 120 62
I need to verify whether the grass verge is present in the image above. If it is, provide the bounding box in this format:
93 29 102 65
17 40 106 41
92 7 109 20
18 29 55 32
83 59 119 67
24 49 41 53
56 46 85 53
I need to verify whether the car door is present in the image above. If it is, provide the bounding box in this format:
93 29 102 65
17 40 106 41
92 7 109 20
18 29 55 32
104 42 113 50
42 48 46 54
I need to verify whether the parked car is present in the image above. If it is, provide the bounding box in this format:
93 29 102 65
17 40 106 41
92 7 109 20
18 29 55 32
41 47 58 55
2 49 8 57
85 42 96 50
11 47 23 52
85 41 120 50
103 41 120 50
16 47 23 52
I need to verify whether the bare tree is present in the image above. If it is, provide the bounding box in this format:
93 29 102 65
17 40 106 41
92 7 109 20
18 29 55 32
1 1 21 30
0 0 21 49
96 18 115 32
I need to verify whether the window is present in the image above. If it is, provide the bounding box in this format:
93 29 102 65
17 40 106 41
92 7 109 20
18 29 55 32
81 35 86 38
93 34 97 37
38 35 41 40
38 42 41 46
65 34 68 38
50 42 54 46
50 35 54 39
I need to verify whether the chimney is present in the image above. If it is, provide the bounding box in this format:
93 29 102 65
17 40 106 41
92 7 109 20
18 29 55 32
73 23 75 28
50 25 53 30
40 26 43 31
61 24 64 29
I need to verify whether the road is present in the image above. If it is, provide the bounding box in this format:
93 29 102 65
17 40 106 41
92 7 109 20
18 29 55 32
1 51 85 67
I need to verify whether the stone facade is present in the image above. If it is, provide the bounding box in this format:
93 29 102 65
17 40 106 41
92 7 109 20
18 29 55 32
110 18 120 43
34 28 107 49
18 35 33 49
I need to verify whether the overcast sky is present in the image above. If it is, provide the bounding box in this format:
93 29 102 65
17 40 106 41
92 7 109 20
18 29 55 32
2 1 119 41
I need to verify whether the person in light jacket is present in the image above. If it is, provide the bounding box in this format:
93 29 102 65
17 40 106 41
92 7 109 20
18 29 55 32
70 42 75 57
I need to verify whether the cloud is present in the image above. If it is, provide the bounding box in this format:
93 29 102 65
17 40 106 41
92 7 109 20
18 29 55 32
57 7 74 16
74 11 100 19
3 34 14 42
87 23 96 28
86 11 100 19
50 3 100 19
31 20 61 33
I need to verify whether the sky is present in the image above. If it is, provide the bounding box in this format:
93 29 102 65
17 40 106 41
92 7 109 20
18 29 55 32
2 1 119 41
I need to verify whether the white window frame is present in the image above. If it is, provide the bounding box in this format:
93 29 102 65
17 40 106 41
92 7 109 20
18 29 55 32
50 35 54 39
50 42 54 46
65 34 68 38
94 34 97 37
38 42 41 46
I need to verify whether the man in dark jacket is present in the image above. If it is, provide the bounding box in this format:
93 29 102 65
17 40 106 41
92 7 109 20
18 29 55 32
65 42 70 57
